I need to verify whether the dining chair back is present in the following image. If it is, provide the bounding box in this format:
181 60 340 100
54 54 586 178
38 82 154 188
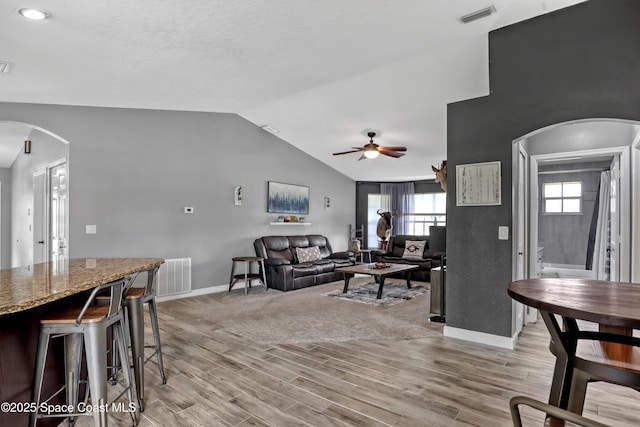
510 396 609 427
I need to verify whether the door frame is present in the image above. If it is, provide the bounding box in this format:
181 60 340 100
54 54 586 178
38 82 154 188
511 143 530 331
513 127 635 339
632 132 640 282
33 157 68 264
529 146 630 282
33 170 47 264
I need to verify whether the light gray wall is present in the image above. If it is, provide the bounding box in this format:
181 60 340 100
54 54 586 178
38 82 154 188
0 167 10 268
0 103 355 290
11 129 68 267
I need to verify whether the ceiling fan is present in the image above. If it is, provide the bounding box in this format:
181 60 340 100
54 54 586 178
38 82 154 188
333 132 407 160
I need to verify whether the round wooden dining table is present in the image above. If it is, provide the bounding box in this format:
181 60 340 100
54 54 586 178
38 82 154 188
508 277 640 410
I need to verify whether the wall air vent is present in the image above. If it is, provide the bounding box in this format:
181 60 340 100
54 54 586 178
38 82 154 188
459 5 496 24
0 62 12 74
260 124 280 134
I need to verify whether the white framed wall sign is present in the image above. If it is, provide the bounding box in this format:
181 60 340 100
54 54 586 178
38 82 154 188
456 161 502 206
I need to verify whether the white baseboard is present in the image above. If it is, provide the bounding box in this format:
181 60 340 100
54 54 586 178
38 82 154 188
443 325 518 350
156 283 230 302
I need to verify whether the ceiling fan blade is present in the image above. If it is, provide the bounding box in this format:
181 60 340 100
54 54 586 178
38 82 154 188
333 149 363 155
358 154 367 161
378 146 407 152
380 151 405 158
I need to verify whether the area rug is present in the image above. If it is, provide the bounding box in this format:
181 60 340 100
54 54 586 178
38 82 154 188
324 281 426 307
169 279 438 345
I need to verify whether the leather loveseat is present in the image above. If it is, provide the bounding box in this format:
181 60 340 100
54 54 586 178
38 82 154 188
254 235 355 291
373 234 443 282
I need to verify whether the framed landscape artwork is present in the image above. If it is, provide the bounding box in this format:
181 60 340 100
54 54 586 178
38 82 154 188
267 181 310 214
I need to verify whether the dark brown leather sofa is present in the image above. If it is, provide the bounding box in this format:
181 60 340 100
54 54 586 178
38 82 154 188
253 235 355 291
373 234 443 282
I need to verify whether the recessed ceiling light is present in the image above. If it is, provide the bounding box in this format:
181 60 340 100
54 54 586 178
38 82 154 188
18 8 52 21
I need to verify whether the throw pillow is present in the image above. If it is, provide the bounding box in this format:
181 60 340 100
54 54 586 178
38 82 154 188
402 240 426 260
296 246 322 263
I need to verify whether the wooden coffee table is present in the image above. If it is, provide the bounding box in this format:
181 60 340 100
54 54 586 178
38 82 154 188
336 263 419 299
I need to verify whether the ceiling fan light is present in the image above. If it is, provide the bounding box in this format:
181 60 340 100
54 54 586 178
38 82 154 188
364 150 379 159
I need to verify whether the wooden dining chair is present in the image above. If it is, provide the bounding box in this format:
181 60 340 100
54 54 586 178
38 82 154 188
567 336 640 415
510 396 609 427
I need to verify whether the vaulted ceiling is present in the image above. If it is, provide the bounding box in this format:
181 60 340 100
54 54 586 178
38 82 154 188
0 0 586 177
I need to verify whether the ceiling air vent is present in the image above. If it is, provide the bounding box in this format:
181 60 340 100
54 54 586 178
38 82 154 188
459 5 496 24
0 62 12 74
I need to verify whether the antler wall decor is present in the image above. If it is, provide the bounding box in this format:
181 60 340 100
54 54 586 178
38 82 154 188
432 160 447 192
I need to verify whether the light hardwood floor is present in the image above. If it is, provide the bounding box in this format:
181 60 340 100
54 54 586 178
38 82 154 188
75 287 640 427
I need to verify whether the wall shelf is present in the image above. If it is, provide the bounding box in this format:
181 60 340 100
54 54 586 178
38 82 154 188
269 222 312 226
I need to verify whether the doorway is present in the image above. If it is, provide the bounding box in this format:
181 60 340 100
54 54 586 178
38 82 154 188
512 119 638 329
533 151 626 281
0 121 70 267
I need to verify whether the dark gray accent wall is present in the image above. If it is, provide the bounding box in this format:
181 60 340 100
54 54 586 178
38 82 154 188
447 0 640 337
0 103 355 290
355 182 380 249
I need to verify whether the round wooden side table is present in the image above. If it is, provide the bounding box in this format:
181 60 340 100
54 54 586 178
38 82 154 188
229 256 267 295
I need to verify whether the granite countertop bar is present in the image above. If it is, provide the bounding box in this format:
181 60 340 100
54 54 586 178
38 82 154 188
0 258 165 315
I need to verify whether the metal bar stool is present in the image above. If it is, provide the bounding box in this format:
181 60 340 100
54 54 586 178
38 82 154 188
121 266 167 412
229 256 267 295
30 278 137 427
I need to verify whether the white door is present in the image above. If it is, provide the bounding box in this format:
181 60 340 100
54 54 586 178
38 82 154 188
49 160 68 263
33 171 47 264
609 155 620 281
516 148 527 281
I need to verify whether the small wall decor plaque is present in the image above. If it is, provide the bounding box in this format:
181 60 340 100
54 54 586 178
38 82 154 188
234 186 243 206
456 161 501 206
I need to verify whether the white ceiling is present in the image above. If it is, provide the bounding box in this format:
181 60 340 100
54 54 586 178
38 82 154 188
0 0 586 177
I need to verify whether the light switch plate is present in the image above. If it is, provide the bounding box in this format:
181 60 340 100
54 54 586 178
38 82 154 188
498 226 509 240
86 225 97 234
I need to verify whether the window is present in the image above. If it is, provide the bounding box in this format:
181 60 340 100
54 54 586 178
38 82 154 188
406 193 447 235
366 194 390 248
543 181 582 214
366 193 446 248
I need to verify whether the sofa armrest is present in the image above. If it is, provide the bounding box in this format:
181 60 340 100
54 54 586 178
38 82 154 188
265 258 291 267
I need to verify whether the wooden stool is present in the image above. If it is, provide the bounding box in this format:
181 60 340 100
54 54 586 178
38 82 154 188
567 338 640 415
229 256 267 295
